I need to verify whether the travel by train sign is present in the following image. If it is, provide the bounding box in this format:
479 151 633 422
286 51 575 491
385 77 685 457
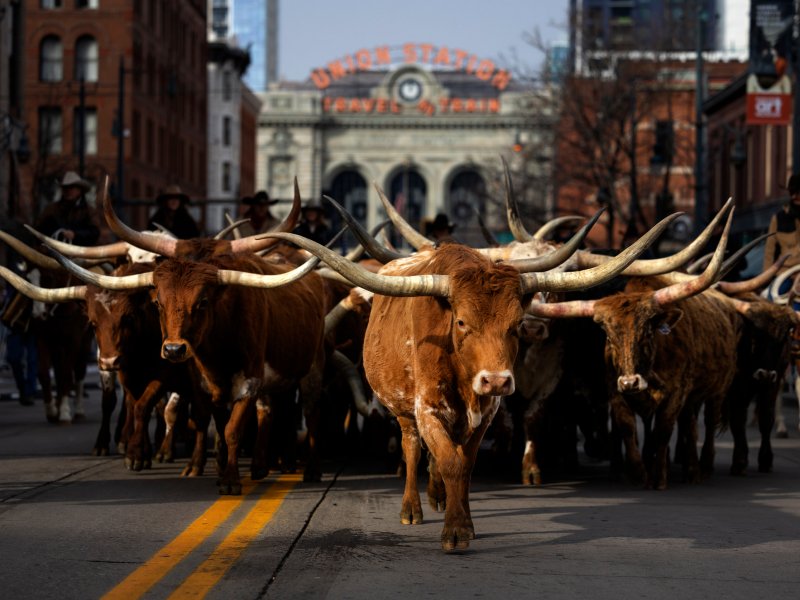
310 43 512 117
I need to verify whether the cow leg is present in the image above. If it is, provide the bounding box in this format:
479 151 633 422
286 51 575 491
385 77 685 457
37 339 57 423
521 407 542 485
757 385 778 473
609 396 646 486
92 369 118 456
210 404 229 478
419 410 494 551
300 360 324 483
250 396 272 481
126 380 164 471
397 416 423 525
153 397 167 458
71 329 92 420
729 390 750 476
156 392 180 463
426 451 446 512
676 403 701 483
700 396 723 479
219 377 260 495
118 393 134 454
649 395 682 490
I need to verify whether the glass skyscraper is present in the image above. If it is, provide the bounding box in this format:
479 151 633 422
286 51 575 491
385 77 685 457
232 0 276 91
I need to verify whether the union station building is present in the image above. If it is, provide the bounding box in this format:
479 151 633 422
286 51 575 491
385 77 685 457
255 43 553 244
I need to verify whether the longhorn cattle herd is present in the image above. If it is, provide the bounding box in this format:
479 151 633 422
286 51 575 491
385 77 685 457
2 166 799 552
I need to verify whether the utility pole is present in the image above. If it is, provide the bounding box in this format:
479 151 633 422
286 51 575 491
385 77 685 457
116 55 125 212
694 6 707 236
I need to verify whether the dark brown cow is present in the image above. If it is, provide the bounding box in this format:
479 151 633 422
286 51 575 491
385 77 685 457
528 217 744 489
261 209 675 551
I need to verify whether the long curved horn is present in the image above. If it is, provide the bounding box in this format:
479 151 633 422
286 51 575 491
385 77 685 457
769 263 800 304
686 252 713 274
374 183 431 250
521 213 681 294
504 208 604 273
259 232 449 297
502 156 533 242
324 195 406 263
0 265 86 302
229 178 302 254
533 216 586 241
100 176 179 257
0 231 63 270
527 298 597 318
344 220 391 262
716 253 789 295
575 197 735 276
329 350 371 417
215 217 250 240
652 207 734 305
48 249 154 290
224 212 243 240
216 227 347 288
24 225 130 259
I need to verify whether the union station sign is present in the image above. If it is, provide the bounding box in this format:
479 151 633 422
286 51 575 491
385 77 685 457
310 43 511 116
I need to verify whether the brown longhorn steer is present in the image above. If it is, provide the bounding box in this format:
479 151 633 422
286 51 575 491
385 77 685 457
528 212 747 489
261 207 675 551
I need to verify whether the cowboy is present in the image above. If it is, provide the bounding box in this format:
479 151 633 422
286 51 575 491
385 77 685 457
35 171 100 245
148 184 200 240
425 213 457 244
239 190 280 236
293 197 331 245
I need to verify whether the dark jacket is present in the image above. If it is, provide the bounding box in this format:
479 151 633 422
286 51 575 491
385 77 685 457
148 207 201 240
35 197 100 246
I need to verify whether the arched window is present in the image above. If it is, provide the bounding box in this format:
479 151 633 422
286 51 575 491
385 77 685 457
388 168 426 248
446 169 487 246
40 35 63 82
75 36 99 82
329 170 367 247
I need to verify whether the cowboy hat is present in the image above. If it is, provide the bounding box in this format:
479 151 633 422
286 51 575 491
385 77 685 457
156 184 190 206
60 171 91 192
301 197 325 212
243 190 279 206
426 213 456 235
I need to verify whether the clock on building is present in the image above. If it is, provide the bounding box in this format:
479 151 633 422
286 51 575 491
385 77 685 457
397 78 423 103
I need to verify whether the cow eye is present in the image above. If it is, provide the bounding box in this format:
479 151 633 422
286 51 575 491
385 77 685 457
455 318 466 330
195 298 208 311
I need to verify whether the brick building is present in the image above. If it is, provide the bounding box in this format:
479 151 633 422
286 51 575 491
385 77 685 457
19 0 208 231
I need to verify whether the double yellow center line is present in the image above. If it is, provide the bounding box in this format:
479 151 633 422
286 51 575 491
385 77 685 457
102 474 300 600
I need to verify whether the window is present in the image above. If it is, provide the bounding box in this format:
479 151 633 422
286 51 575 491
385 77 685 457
222 161 231 192
222 116 231 146
73 107 97 155
41 0 62 8
40 36 63 82
38 107 62 154
75 36 99 82
76 0 99 8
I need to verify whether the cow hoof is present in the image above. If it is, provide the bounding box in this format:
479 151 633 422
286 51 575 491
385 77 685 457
440 526 473 552
758 463 773 473
143 459 152 470
400 503 423 525
117 442 126 454
92 447 109 457
218 482 242 495
132 460 144 472
776 429 789 439
124 457 133 471
250 465 269 481
522 468 542 486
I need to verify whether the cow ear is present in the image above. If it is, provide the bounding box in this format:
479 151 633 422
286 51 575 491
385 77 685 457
656 309 683 335
519 315 549 343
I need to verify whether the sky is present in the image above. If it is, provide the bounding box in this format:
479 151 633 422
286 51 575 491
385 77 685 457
278 0 570 82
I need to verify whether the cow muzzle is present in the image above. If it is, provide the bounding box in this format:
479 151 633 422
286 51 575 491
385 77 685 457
472 370 515 396
617 374 648 394
753 368 778 383
162 341 189 362
98 355 121 371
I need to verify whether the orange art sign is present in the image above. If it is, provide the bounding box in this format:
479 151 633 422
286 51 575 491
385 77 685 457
310 43 512 91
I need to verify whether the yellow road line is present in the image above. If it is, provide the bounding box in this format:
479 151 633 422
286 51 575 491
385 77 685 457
101 478 261 600
167 473 301 600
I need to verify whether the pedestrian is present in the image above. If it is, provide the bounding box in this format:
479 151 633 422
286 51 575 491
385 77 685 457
239 190 280 236
425 213 457 244
35 171 100 245
0 256 39 407
293 197 331 245
148 184 201 239
763 174 800 294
